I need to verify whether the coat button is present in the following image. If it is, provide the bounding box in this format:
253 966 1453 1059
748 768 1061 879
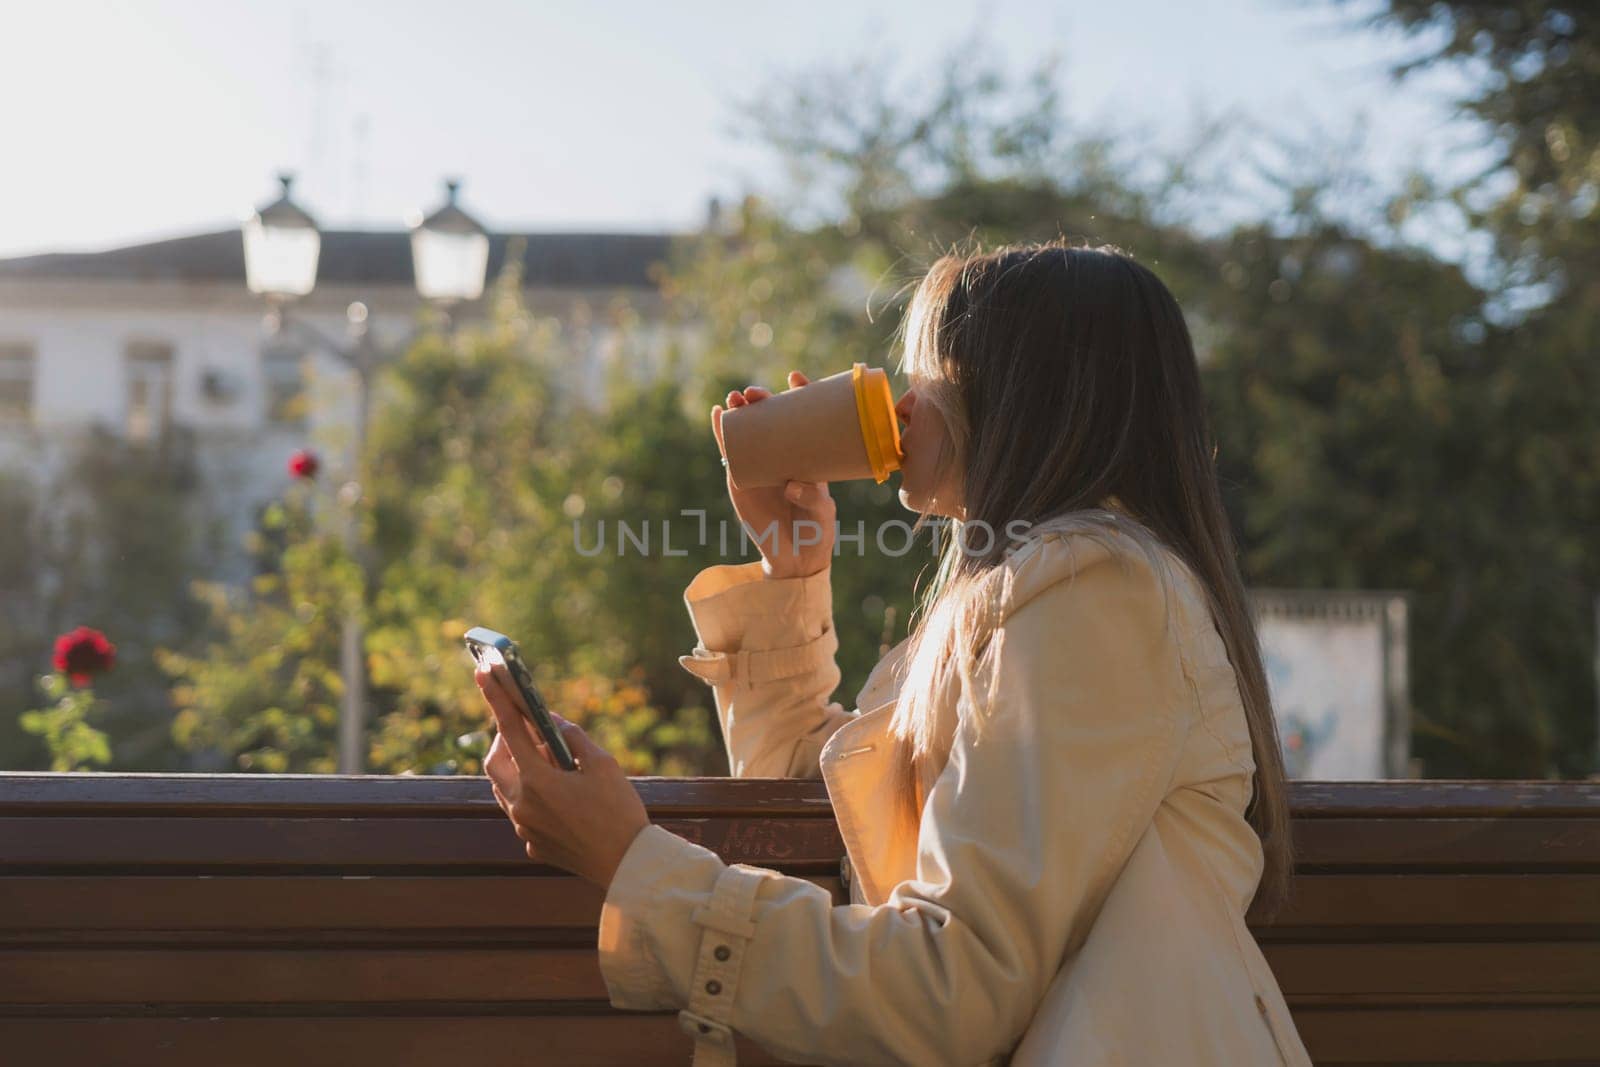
705 979 722 995
714 944 731 961
839 855 853 890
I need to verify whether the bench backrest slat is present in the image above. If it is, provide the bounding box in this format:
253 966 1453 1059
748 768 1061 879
2 775 1596 1066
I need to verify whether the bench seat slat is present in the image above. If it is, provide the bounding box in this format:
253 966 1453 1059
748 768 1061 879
0 775 1594 1066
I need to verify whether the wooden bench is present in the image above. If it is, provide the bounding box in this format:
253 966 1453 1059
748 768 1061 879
1 775 1595 1065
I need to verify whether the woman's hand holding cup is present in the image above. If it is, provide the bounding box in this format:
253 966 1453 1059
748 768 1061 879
712 371 836 580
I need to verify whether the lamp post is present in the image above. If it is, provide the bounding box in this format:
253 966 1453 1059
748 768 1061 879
243 174 321 299
409 179 491 306
243 174 491 774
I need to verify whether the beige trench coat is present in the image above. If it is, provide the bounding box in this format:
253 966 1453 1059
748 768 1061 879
596 514 1313 1066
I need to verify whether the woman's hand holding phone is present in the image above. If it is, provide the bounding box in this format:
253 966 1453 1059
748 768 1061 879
475 660 650 891
712 370 837 580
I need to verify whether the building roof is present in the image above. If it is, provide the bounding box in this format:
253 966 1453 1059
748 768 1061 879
0 229 678 290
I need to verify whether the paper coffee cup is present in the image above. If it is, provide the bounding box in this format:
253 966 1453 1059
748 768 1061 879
721 363 904 489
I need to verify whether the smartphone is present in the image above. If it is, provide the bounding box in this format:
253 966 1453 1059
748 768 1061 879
463 626 579 771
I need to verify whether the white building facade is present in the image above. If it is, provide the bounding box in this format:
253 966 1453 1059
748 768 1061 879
0 228 680 581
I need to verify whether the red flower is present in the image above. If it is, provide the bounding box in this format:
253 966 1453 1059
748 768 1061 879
53 626 116 687
288 449 320 480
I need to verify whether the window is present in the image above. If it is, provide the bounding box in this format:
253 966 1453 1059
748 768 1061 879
126 341 175 443
0 343 35 422
261 342 307 426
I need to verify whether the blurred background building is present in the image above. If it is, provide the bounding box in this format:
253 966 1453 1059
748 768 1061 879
0 220 678 582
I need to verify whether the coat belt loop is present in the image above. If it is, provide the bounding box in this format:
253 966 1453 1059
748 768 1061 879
677 647 733 686
681 863 769 1066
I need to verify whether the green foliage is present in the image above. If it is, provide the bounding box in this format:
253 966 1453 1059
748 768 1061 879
358 271 722 774
161 494 352 773
0 433 216 770
20 672 111 771
168 267 717 775
1197 219 1591 775
1311 0 1599 773
1339 3 1596 296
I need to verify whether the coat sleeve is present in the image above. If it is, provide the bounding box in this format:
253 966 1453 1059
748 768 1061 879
675 560 856 778
596 548 1196 1066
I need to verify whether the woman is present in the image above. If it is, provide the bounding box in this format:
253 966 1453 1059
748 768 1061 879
476 242 1313 1066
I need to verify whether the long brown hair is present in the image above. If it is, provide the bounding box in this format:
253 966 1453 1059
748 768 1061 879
885 240 1293 914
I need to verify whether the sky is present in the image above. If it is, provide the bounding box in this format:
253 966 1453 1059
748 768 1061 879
0 0 1491 261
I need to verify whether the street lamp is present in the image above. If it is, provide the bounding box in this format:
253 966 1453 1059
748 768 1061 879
242 174 491 774
409 179 490 304
243 174 320 299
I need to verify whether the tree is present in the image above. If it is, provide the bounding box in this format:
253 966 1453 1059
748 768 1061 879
1311 0 1599 773
678 35 1595 776
166 264 716 775
1 432 217 770
1195 214 1596 776
1337 3 1597 302
161 490 354 772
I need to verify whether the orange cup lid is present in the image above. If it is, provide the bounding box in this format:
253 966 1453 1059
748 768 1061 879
851 363 903 483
